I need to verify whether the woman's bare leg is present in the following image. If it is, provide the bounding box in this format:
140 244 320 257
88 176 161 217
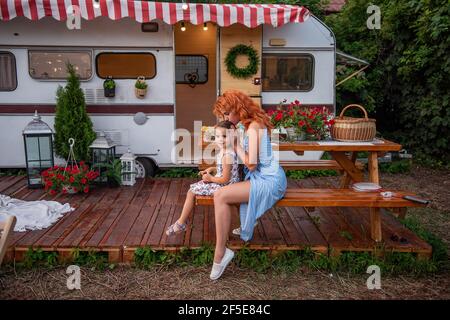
178 190 195 225
213 181 251 263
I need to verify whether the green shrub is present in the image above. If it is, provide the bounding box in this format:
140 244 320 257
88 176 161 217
379 160 411 174
54 63 96 161
326 0 450 162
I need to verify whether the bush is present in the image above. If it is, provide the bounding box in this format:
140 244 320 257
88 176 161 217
54 63 96 161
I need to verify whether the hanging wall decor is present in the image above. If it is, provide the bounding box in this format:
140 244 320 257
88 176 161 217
224 44 259 79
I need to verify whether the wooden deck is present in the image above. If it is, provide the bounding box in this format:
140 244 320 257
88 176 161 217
0 175 432 263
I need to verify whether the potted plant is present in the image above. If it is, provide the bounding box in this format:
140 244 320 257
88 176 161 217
103 77 116 97
96 158 123 188
297 106 335 140
268 100 335 141
135 76 148 99
41 161 100 195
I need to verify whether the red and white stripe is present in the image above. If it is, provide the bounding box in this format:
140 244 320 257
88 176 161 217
0 0 310 27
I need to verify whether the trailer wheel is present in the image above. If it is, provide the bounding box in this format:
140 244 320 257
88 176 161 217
135 157 157 177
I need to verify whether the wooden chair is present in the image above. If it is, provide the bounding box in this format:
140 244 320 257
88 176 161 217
0 215 16 266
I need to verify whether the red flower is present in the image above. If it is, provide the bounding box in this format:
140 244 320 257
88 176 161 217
46 181 53 187
72 187 77 193
83 186 89 193
288 111 294 117
69 176 75 183
307 127 315 134
81 178 87 184
328 119 335 126
275 112 283 121
80 161 85 166
294 100 300 105
50 189 57 196
62 189 67 194
298 120 306 127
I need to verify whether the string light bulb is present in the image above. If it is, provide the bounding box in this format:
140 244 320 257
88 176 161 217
180 22 186 32
93 0 100 9
203 22 208 31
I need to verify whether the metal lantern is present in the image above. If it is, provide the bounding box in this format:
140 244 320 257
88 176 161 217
22 110 54 188
89 131 116 184
120 148 137 186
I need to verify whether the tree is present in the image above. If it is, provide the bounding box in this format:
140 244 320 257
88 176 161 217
54 63 96 161
326 0 450 162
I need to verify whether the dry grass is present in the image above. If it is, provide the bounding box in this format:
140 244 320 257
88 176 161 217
1 264 449 300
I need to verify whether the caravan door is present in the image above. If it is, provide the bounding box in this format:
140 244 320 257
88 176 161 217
174 22 217 163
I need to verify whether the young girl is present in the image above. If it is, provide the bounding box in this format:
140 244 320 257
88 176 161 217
166 120 240 236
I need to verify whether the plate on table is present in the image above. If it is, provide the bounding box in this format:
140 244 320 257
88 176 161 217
352 182 382 192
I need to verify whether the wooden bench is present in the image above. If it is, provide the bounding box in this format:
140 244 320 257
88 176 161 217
195 188 428 242
0 215 16 266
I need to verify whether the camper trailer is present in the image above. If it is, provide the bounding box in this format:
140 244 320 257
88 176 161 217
0 1 335 177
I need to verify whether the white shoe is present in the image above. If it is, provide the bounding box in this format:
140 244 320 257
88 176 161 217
232 221 258 236
210 248 235 280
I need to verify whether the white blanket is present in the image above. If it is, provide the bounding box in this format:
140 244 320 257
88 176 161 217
0 194 74 232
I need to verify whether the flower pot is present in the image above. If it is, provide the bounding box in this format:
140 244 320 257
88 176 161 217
285 127 305 142
62 185 77 194
271 127 287 141
135 87 147 99
104 87 115 98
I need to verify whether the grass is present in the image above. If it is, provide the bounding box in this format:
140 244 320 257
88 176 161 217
155 168 199 178
0 168 26 176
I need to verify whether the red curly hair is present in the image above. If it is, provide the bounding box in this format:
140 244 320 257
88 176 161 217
213 90 273 130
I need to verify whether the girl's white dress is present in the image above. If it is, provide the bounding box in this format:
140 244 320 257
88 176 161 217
190 151 240 196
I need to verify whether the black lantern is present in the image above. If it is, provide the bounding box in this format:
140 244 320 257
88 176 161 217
89 131 116 184
22 111 54 188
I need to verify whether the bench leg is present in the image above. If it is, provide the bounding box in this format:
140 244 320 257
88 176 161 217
370 208 382 242
390 207 407 219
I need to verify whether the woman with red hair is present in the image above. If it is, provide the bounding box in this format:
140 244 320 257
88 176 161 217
208 90 287 280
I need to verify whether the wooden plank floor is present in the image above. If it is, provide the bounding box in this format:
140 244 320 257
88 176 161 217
0 175 432 263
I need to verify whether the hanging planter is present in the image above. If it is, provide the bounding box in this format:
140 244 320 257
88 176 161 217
41 138 99 195
103 76 116 98
225 44 259 79
135 76 148 99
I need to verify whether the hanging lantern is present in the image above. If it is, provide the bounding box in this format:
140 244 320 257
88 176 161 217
89 131 116 184
22 111 54 188
120 148 137 186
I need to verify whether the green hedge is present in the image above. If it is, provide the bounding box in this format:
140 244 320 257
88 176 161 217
326 0 450 162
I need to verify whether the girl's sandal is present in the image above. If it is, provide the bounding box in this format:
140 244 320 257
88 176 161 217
166 220 188 236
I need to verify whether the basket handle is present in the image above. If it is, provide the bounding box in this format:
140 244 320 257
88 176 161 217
339 104 368 119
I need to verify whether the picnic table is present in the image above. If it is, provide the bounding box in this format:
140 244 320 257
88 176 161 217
197 137 427 243
273 138 402 187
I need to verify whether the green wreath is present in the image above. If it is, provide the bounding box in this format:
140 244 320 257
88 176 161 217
225 44 259 79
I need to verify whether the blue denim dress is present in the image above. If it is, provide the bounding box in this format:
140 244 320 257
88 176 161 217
239 128 287 241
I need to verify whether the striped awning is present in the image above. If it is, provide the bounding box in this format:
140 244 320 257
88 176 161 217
0 0 310 28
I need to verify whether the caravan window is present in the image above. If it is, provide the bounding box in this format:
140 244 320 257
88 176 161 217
262 54 314 91
96 52 156 79
29 50 92 80
0 52 17 91
175 55 208 84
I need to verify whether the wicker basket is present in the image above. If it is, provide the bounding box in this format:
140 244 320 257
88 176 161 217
331 104 376 142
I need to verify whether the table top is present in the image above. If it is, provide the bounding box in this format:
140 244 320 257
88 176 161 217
273 138 402 152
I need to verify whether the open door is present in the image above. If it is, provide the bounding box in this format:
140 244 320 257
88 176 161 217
174 22 217 163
